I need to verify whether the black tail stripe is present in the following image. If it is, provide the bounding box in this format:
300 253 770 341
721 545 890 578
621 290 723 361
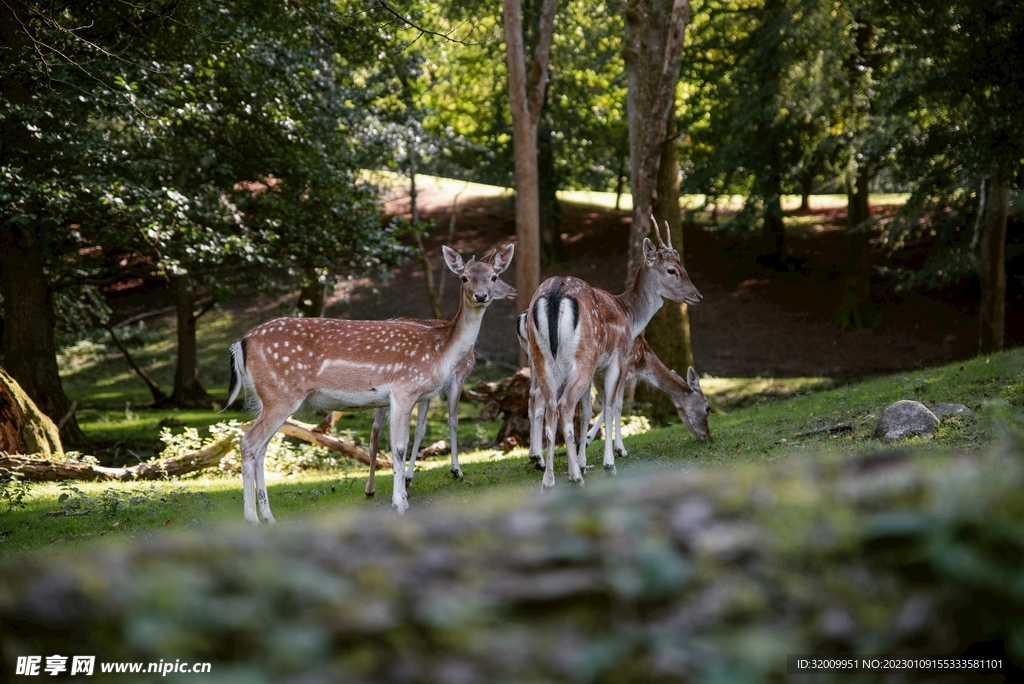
546 278 565 358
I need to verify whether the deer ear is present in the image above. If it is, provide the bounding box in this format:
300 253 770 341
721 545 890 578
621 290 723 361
492 243 514 274
686 367 701 391
642 237 657 261
442 246 465 274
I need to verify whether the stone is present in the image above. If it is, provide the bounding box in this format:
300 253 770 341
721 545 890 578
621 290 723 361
872 400 939 441
927 402 972 419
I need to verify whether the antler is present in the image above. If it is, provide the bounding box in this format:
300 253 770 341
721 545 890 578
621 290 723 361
663 220 673 250
649 214 666 248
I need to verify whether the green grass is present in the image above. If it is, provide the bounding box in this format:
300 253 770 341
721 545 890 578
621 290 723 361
4 346 1021 560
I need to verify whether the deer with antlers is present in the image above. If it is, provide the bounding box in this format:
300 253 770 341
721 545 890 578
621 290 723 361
524 217 701 487
518 320 711 458
227 244 515 522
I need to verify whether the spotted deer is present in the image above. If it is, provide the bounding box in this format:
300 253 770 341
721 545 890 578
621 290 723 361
524 218 701 488
587 335 711 450
227 244 515 522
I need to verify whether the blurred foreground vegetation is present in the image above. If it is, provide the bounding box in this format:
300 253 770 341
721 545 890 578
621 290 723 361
2 439 1023 682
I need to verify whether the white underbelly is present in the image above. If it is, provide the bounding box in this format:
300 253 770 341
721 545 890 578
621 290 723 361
306 387 391 411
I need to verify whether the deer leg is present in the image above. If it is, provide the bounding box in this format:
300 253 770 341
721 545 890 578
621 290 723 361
389 395 414 514
240 404 294 525
587 385 604 446
601 361 623 473
405 399 430 488
561 375 592 485
365 407 386 498
529 375 546 470
447 376 464 479
576 387 593 471
541 384 559 490
610 370 630 459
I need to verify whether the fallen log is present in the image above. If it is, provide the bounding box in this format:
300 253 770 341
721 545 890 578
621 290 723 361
0 419 383 482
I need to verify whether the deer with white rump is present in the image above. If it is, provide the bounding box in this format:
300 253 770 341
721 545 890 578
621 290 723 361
524 217 701 488
227 243 515 522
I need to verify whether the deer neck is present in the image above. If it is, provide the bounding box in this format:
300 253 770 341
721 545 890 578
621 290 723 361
440 295 485 371
617 266 664 338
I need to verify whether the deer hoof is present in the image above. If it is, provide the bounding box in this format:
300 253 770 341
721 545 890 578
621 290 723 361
530 455 545 471
260 514 277 525
569 476 585 488
614 448 628 458
603 464 617 476
450 468 464 480
392 499 409 515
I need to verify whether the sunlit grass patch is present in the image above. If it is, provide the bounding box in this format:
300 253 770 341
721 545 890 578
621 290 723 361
701 376 836 408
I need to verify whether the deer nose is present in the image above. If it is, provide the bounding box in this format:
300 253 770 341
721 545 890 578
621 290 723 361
474 293 488 303
695 292 703 302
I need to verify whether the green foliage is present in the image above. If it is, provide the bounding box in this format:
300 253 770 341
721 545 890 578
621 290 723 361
0 469 33 517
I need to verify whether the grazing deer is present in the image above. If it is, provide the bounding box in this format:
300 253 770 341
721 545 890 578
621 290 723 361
525 218 701 488
587 335 711 450
227 243 515 522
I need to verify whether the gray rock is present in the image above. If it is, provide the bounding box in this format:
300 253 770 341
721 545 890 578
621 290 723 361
928 402 972 418
872 400 939 440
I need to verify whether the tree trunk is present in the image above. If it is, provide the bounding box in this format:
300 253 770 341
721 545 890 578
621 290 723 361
0 367 63 457
623 0 691 280
757 163 787 268
614 155 627 211
833 165 879 329
636 112 694 423
832 19 878 329
799 172 813 212
503 0 558 365
105 324 170 407
978 175 1009 354
296 267 326 319
538 116 568 265
169 275 211 406
0 226 87 448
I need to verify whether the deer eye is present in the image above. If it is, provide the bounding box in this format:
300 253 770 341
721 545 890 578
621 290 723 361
705 405 711 414
667 268 677 275
491 275 497 282
461 275 468 283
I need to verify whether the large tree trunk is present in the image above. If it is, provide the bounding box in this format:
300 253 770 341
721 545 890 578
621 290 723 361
833 165 879 329
169 275 211 406
0 367 63 457
636 112 694 422
503 0 558 364
0 226 87 448
538 115 568 265
623 0 690 279
978 174 1009 354
296 267 327 319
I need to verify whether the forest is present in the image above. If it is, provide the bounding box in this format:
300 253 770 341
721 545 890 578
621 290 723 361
1 0 1023 681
